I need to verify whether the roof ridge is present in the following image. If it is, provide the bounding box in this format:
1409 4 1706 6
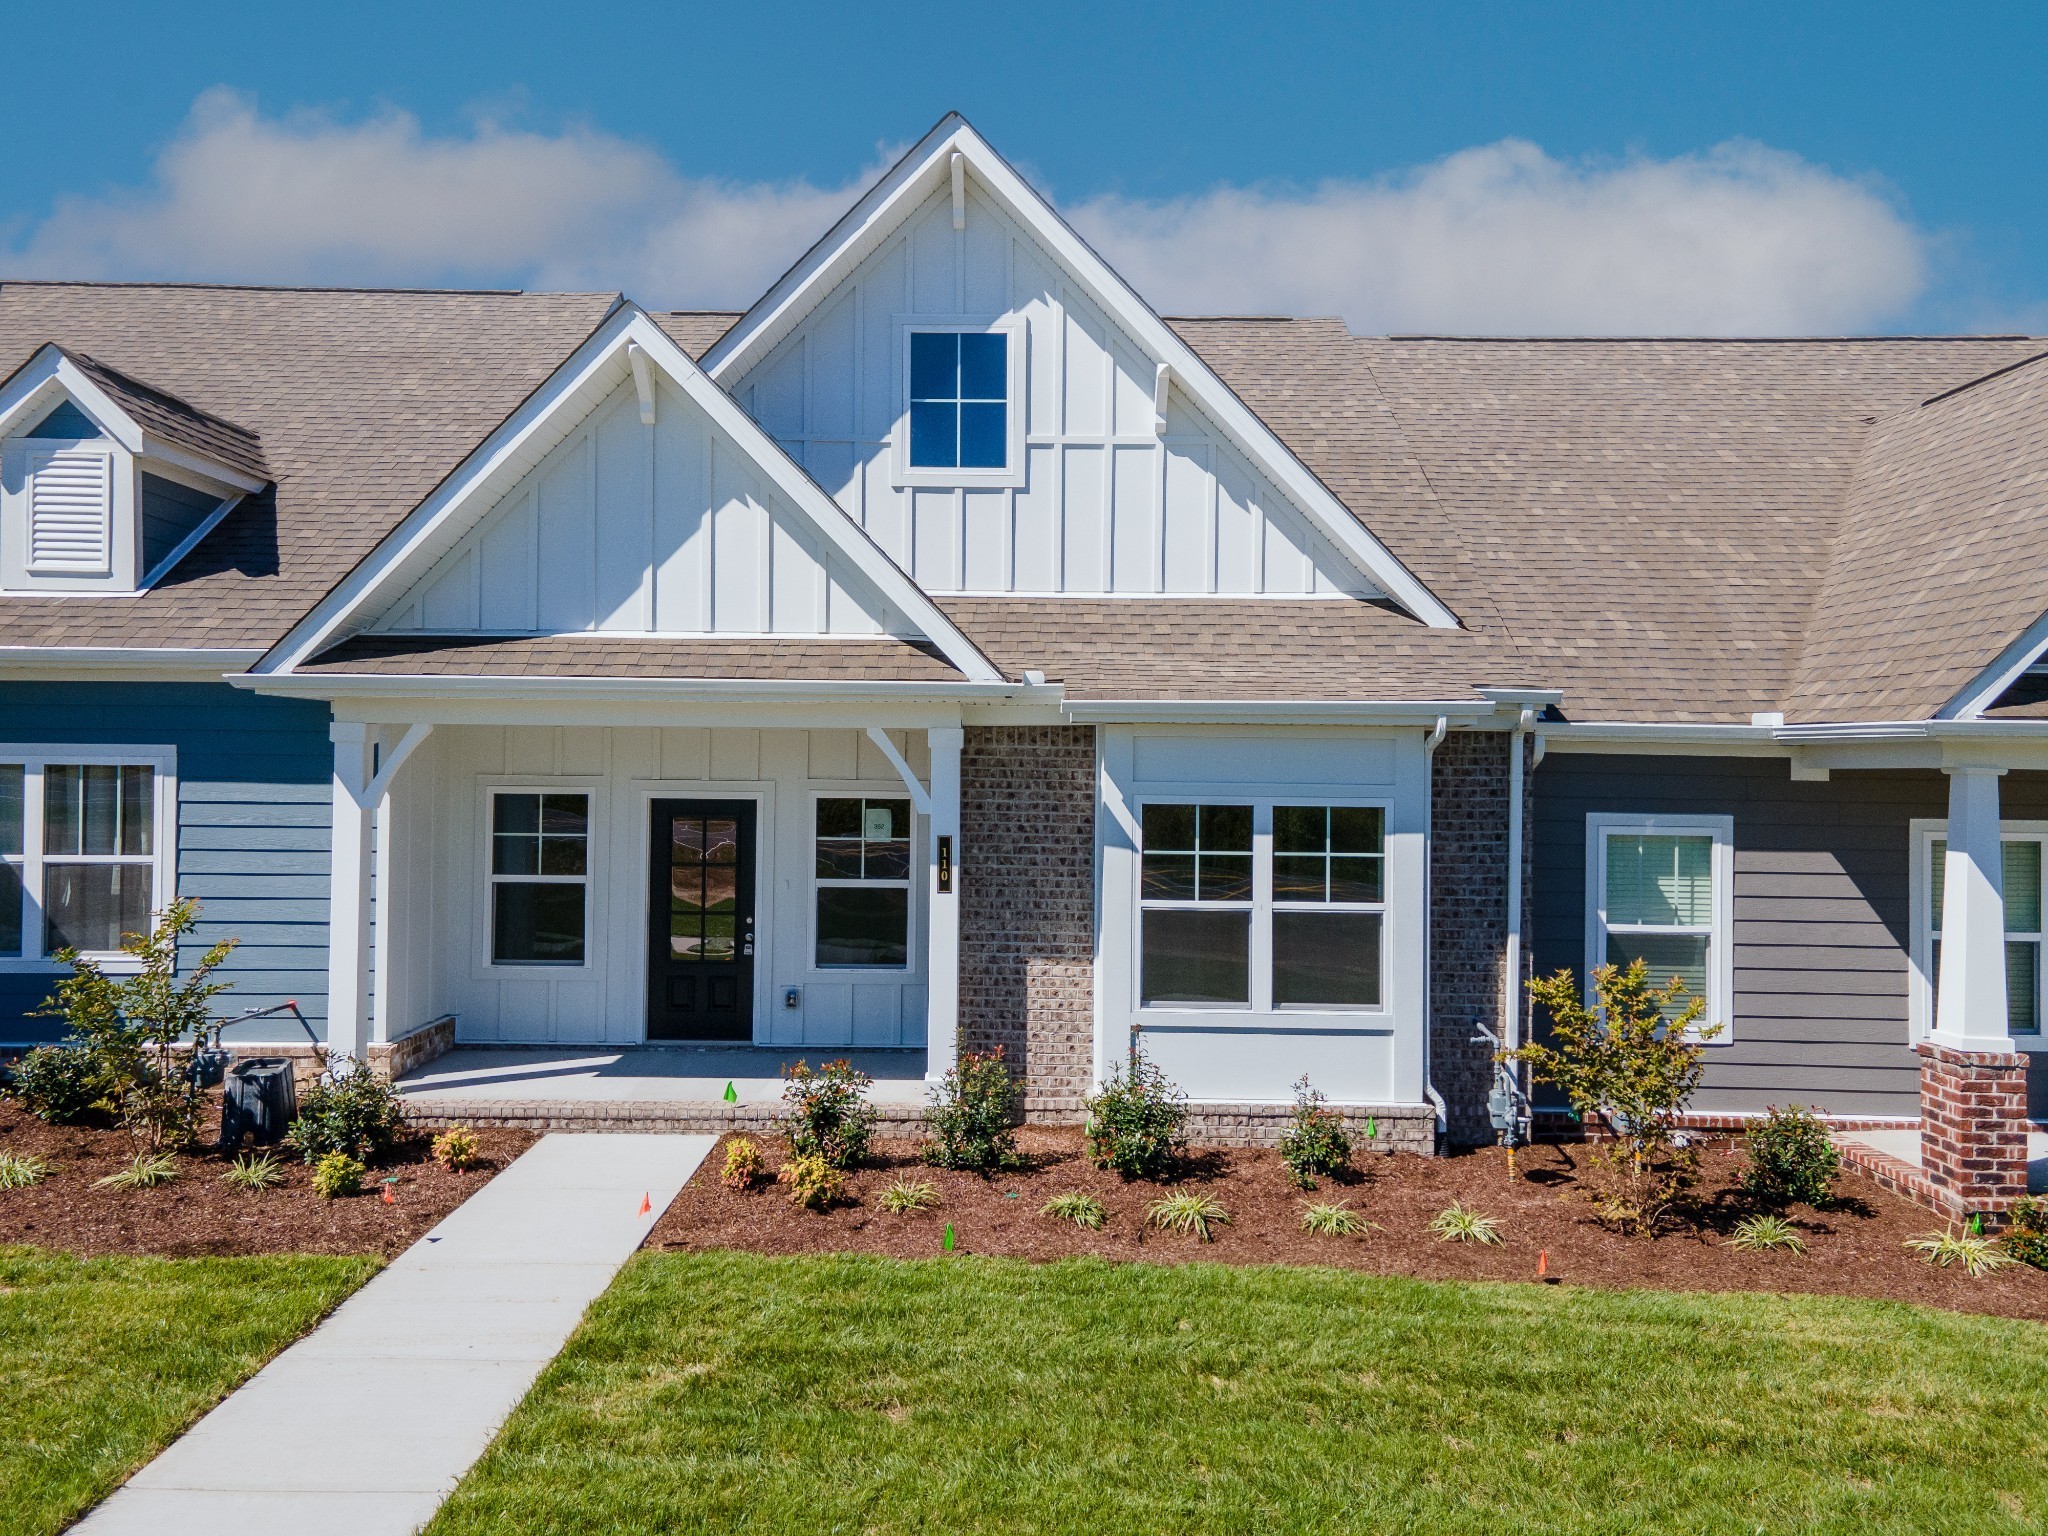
1374 333 2040 344
1919 347 2048 407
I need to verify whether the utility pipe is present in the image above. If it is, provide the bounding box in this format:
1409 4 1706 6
1421 716 1450 1143
1502 707 1535 1054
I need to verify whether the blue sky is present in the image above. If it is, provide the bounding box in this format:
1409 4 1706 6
2 2 2041 334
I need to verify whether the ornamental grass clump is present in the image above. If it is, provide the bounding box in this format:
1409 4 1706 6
1727 1213 1807 1254
0 1151 51 1189
921 1048 1020 1174
1040 1192 1107 1231
221 1152 284 1193
1907 1225 2015 1278
287 1063 405 1166
1428 1201 1503 1246
95 1151 179 1191
1741 1104 1841 1209
1146 1191 1230 1241
777 1153 846 1211
311 1151 365 1200
1299 1200 1369 1238
431 1125 483 1171
1513 958 1721 1235
721 1136 766 1191
878 1175 940 1215
782 1059 877 1170
1084 1046 1187 1180
1277 1076 1353 1189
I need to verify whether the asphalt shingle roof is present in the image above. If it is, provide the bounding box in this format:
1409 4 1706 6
303 632 964 682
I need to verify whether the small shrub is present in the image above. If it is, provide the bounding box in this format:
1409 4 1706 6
4 1045 105 1124
1299 1200 1369 1237
1741 1105 1840 1208
721 1136 766 1191
921 1048 1020 1174
0 1151 51 1189
1727 1213 1807 1254
781 1059 877 1170
1040 1192 1107 1231
431 1126 483 1171
312 1151 366 1200
1084 1047 1188 1181
1145 1191 1230 1242
2004 1196 2048 1269
94 1151 179 1190
777 1153 847 1211
1906 1225 2015 1278
1277 1076 1352 1189
878 1175 940 1215
1428 1201 1504 1246
222 1152 284 1193
287 1063 405 1166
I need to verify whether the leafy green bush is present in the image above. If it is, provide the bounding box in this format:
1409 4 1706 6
921 1048 1020 1174
4 1045 105 1124
781 1059 877 1170
34 898 237 1151
1277 1076 1352 1189
1145 1191 1230 1242
431 1125 483 1171
1040 1192 1107 1230
1728 1213 1807 1254
721 1136 765 1191
222 1152 284 1192
2005 1197 2048 1269
94 1152 179 1190
0 1151 51 1189
1084 1047 1187 1180
1740 1104 1841 1209
287 1063 405 1166
312 1151 365 1200
776 1153 846 1210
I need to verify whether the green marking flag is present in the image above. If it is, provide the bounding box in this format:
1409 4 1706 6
1366 1115 1378 1141
723 1081 737 1103
942 1222 956 1253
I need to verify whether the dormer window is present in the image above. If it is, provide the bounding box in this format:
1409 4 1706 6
0 345 268 596
895 321 1024 487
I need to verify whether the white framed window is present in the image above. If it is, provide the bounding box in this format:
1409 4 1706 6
487 789 590 967
812 794 913 969
1137 800 1387 1011
1911 820 2048 1047
1584 813 1734 1038
892 319 1026 488
0 747 177 969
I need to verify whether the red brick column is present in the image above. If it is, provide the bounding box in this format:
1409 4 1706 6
1916 1041 2029 1216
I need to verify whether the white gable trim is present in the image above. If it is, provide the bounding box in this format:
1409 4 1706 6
1939 606 2048 720
261 306 1001 681
701 115 1459 630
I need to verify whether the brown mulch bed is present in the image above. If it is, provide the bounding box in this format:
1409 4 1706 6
0 1100 534 1258
651 1127 2048 1322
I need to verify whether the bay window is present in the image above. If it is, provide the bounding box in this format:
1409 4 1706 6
0 749 175 964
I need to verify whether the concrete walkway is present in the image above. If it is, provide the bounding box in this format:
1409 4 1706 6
74 1133 714 1536
395 1044 927 1106
1836 1125 2048 1194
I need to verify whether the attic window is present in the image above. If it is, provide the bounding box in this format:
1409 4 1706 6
909 330 1008 469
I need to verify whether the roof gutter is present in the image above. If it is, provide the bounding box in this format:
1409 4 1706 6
0 646 264 677
230 673 1050 705
1060 699 1500 726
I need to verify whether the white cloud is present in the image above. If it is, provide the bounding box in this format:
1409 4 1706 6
4 94 1931 334
1071 139 1928 335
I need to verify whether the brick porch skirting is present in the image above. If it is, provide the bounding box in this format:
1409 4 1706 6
1914 1040 2029 1217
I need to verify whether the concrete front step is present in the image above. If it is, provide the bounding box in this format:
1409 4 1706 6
401 1099 929 1134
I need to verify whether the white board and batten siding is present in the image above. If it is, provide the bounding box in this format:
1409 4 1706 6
729 183 1381 600
1097 726 1429 1107
379 724 931 1048
371 376 910 638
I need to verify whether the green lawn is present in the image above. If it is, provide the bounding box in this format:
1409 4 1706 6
430 1251 2048 1536
0 1246 376 1536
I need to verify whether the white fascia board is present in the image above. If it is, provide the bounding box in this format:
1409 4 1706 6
136 434 267 495
701 116 1460 631
1061 699 1497 725
613 313 1001 682
0 645 263 679
230 672 1039 705
1937 606 2048 720
0 346 142 453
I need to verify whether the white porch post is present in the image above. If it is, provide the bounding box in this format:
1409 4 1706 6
1934 764 2012 1050
326 722 376 1067
926 726 963 1083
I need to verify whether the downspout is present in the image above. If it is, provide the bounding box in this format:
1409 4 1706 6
1421 715 1450 1146
1502 707 1535 1055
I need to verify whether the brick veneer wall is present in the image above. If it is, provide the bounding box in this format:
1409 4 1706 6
1430 730 1522 1144
959 725 1097 1117
1915 1041 2029 1215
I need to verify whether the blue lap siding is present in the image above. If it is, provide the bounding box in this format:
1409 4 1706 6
0 681 331 1044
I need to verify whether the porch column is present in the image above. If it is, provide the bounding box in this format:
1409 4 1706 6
325 722 375 1068
926 726 963 1083
1923 763 2029 1216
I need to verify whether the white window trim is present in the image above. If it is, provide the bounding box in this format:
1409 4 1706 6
890 316 1027 489
808 788 918 973
480 784 598 973
1909 817 2048 1051
0 745 177 974
1134 796 1391 1016
1583 812 1735 1042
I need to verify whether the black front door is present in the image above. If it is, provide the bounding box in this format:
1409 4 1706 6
647 799 756 1041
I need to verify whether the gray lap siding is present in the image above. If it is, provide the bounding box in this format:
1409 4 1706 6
0 681 332 1045
1530 753 2048 1117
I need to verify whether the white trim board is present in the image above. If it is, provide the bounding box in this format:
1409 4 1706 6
698 114 1459 631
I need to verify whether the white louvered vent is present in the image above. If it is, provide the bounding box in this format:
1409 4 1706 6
25 445 113 574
